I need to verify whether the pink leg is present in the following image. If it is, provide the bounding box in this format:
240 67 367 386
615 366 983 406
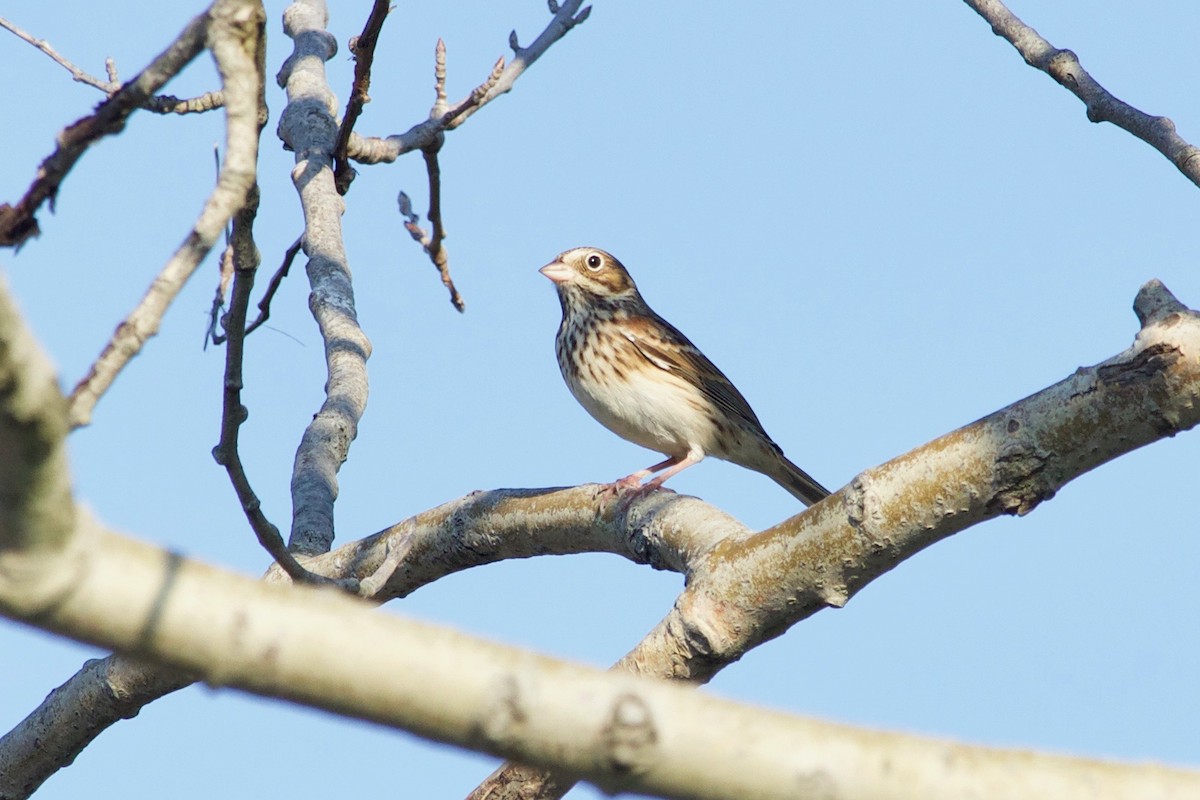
611 449 705 494
613 455 682 489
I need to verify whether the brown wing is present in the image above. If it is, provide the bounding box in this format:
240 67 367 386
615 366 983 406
621 311 777 444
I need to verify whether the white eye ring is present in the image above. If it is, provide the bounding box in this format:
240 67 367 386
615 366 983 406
585 253 603 270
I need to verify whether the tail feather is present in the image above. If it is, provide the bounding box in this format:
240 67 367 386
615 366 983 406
771 454 831 506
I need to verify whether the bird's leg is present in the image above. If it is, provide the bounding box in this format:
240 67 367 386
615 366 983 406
612 455 681 490
640 449 704 492
609 449 705 497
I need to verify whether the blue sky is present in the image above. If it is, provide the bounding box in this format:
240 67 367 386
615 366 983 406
2 2 1199 797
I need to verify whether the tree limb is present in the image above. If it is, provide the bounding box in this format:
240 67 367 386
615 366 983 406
469 279 1200 797
0 657 194 799
210 189 337 584
963 0 1200 187
1 298 1197 800
5 280 1199 797
275 0 372 555
331 0 391 194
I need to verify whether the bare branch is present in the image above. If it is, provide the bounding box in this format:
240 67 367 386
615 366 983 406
392 39 465 310
963 0 1200 188
470 279 1200 797
0 14 226 116
0 657 194 798
0 15 116 92
2 495 1199 800
344 0 591 165
210 189 336 586
0 15 210 247
398 146 464 312
332 0 392 194
7 280 1200 795
277 0 372 555
141 90 226 114
244 234 303 336
65 0 266 429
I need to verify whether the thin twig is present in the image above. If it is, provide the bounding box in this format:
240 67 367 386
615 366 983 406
205 245 236 348
0 15 113 92
395 42 464 313
245 235 303 336
963 0 1200 187
343 0 591 165
421 145 462 311
0 13 211 248
205 146 235 349
0 15 225 116
64 2 264 428
397 176 463 312
332 0 392 194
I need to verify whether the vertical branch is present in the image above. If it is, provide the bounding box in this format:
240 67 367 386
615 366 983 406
332 0 392 193
397 39 465 312
277 0 372 555
211 189 331 584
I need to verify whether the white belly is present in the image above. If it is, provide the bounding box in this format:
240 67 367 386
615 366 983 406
566 364 714 458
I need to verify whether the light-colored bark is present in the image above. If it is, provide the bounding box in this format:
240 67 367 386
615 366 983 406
1 278 1198 800
2 513 1198 800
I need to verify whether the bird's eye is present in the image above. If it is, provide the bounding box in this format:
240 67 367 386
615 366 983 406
585 253 603 271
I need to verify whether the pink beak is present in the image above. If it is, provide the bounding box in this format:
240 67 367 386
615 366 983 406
539 260 572 284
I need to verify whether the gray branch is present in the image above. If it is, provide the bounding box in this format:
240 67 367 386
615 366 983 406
276 0 372 555
963 0 1200 187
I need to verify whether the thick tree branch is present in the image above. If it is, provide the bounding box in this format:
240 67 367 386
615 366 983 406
0 657 194 799
1 496 1197 800
276 0 371 555
470 280 1200 798
0 281 1195 800
1 499 1198 800
65 0 265 429
963 0 1200 187
5 281 1199 796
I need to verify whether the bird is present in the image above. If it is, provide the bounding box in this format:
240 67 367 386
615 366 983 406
540 246 830 506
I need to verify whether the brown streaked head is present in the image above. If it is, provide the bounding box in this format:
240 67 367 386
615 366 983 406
539 247 639 298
